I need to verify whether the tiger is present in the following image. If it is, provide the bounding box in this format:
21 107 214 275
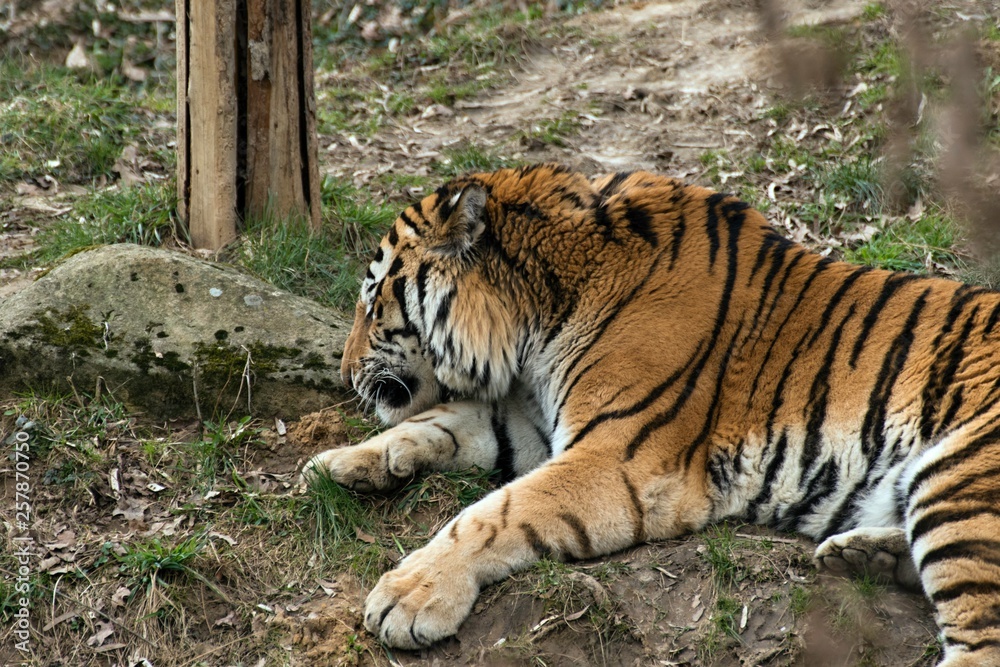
302 163 1000 665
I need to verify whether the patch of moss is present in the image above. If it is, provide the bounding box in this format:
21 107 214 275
192 341 303 387
131 337 192 374
25 305 104 356
301 352 331 371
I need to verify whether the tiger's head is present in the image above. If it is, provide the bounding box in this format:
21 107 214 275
341 174 527 425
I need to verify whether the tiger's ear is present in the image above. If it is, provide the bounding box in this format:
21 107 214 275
432 185 487 256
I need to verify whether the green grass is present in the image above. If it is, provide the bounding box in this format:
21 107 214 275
433 143 522 179
0 58 166 185
117 535 205 596
790 585 811 617
844 212 962 273
237 177 397 310
859 41 904 80
697 595 744 662
519 112 581 147
861 3 887 21
32 180 177 262
821 157 883 213
853 573 887 600
299 467 389 583
700 524 743 586
399 468 496 513
191 417 260 484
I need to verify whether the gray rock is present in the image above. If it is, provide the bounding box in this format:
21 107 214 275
0 244 353 419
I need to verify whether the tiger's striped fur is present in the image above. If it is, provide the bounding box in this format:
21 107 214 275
303 164 1000 664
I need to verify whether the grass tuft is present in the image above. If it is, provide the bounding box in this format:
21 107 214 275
0 58 165 184
433 143 522 179
33 181 177 262
237 179 397 310
844 212 962 273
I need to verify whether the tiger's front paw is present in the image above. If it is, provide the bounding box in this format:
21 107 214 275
300 431 422 492
364 547 479 649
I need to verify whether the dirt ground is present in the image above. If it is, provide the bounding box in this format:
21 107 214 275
5 0 994 664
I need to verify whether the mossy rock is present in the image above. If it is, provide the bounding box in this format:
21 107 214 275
0 244 352 419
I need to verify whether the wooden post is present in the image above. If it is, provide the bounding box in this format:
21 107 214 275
176 0 321 251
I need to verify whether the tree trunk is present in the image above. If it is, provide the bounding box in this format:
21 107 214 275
176 0 321 251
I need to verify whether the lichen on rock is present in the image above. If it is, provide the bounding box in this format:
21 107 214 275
0 244 352 419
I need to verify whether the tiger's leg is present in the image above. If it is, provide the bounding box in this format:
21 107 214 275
362 447 710 649
301 398 550 492
814 527 921 589
905 421 1000 667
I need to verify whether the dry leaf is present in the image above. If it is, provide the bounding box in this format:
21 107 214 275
112 586 131 608
86 621 115 647
355 528 377 544
215 610 238 627
65 42 91 69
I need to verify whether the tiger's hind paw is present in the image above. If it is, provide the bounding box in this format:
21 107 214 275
814 526 921 590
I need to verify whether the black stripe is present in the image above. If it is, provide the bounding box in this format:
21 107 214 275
552 182 591 211
623 200 658 247
593 200 616 242
492 411 517 483
400 210 420 233
434 287 455 329
779 459 839 531
801 304 856 468
415 262 431 317
669 206 686 270
567 340 704 449
747 239 791 335
434 424 461 457
908 423 1000 500
820 474 871 539
703 192 730 268
958 635 1000 649
520 523 552 558
556 253 668 422
746 431 788 523
683 324 744 467
920 305 980 441
387 224 399 246
806 265 872 348
559 513 592 557
935 386 965 440
627 200 745 462
860 288 930 457
912 506 1000 542
599 171 632 197
920 539 1000 572
749 258 830 400
912 462 1000 514
622 471 645 542
986 299 1000 334
392 275 409 322
759 251 807 335
849 274 919 368
435 184 456 221
930 580 1000 604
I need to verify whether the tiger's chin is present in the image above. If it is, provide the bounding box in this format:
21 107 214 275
372 372 441 426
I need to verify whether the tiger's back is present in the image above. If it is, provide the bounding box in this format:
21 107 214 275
305 164 1000 664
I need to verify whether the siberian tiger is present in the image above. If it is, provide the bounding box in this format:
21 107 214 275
302 163 1000 665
